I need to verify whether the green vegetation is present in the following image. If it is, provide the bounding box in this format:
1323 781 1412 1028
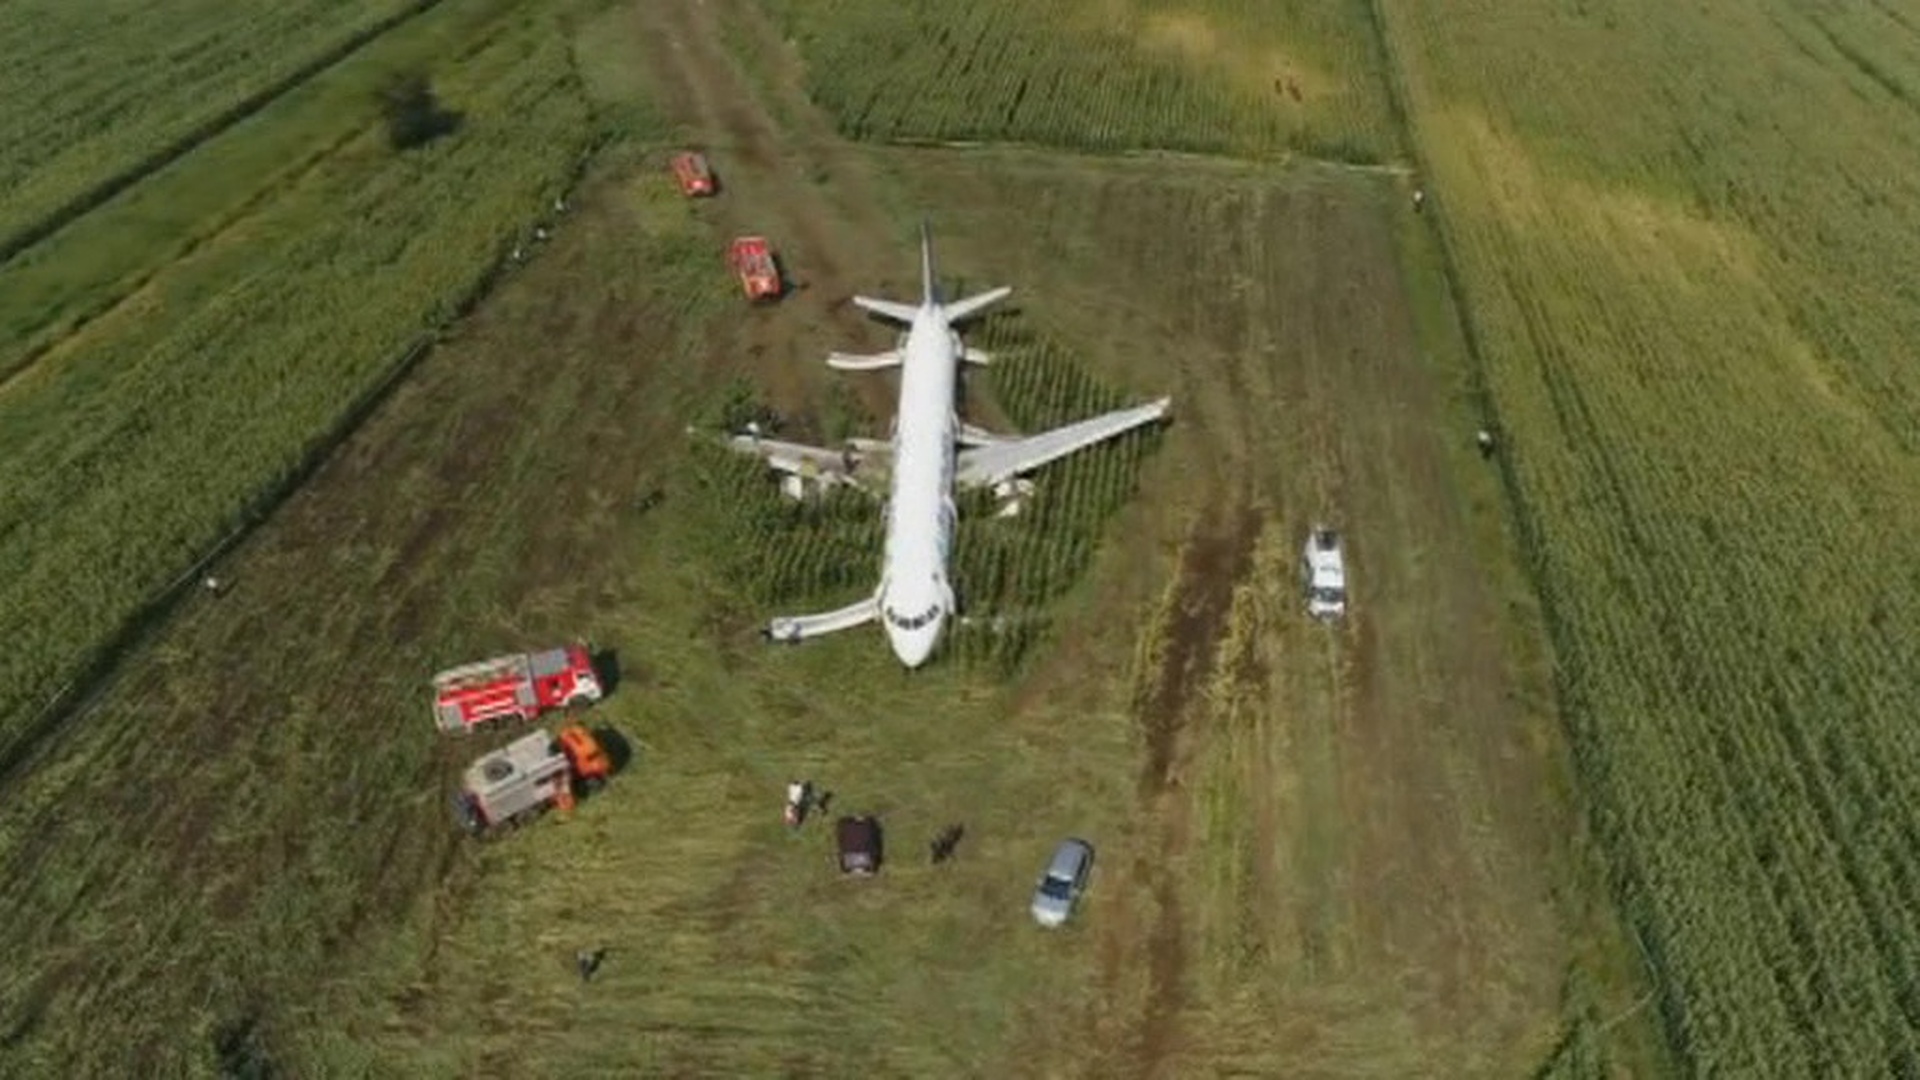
1376 0 1920 1070
0 101 676 1080
0 0 425 255
755 0 1398 162
687 321 1161 676
0 6 597 771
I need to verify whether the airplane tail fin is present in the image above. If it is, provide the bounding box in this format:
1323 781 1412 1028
851 219 1010 325
920 217 937 307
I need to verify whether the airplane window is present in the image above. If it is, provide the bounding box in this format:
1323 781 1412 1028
884 604 942 630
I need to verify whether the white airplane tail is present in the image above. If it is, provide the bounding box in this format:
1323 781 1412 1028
850 220 1010 327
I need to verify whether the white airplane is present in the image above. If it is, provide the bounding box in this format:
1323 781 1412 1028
719 221 1171 668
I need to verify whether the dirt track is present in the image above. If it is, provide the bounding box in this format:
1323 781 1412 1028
631 0 916 428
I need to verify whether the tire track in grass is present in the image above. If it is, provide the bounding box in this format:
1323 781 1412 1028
1117 502 1260 1078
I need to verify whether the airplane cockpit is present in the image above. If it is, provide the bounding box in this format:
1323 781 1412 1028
884 603 942 631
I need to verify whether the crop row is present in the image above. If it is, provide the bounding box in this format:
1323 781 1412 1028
686 317 1160 675
0 21 597 759
0 0 436 258
1378 0 1920 1071
753 0 1397 164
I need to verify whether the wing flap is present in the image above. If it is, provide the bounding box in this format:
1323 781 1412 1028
717 431 892 495
956 398 1170 488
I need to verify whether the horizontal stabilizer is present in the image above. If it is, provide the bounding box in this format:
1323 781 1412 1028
961 347 991 366
827 350 902 371
942 285 1011 325
853 295 920 324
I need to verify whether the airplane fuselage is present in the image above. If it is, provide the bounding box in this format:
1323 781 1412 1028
877 305 962 667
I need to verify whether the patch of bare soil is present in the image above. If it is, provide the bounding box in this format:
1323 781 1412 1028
1136 504 1262 797
1105 502 1261 1077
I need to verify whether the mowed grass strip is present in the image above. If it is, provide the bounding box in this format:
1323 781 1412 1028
0 6 599 760
1377 0 1920 1071
754 0 1399 163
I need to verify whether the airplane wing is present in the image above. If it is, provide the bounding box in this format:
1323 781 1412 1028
766 594 880 643
720 432 885 491
955 397 1170 488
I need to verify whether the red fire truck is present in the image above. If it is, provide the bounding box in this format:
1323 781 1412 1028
671 151 716 197
432 645 603 733
728 236 783 302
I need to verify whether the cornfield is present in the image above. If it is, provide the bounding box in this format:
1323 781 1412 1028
0 0 430 259
1377 0 1920 1071
754 0 1398 164
686 312 1162 675
0 16 597 761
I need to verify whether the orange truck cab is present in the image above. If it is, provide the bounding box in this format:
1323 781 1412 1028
556 723 611 786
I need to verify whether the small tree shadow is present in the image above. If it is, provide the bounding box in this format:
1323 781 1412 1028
377 71 463 151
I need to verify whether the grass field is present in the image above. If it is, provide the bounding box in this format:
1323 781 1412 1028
1375 0 1920 1072
0 0 1657 1075
0 0 601 767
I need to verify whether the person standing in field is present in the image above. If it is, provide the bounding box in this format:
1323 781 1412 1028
785 780 810 827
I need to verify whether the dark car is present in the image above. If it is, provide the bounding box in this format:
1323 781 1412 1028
837 815 882 876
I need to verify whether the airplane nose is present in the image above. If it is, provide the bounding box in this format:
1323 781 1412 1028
887 616 944 669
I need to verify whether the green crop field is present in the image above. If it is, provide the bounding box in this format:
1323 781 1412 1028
29 0 1920 1074
753 0 1399 163
1374 0 1920 1072
0 0 423 256
0 0 1644 1072
0 1 600 767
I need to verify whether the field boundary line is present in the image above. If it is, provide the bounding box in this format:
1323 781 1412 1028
0 0 453 274
0 131 610 790
870 136 1414 175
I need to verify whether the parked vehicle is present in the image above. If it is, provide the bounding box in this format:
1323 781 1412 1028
671 151 716 197
836 815 882 876
1030 838 1094 927
452 723 612 836
728 236 783 302
431 645 602 733
1302 525 1347 620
